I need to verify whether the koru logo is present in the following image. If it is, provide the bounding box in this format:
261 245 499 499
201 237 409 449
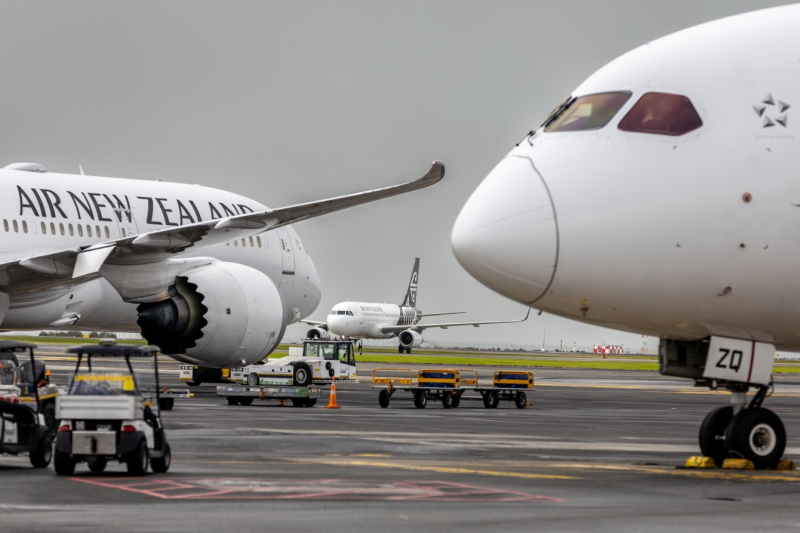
753 94 790 128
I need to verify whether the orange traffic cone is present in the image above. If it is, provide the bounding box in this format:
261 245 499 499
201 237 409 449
325 377 341 409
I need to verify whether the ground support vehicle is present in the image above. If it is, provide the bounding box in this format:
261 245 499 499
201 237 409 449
179 365 244 386
13 360 60 436
139 387 193 411
216 384 322 407
372 368 533 409
240 340 358 388
55 343 171 476
0 342 53 468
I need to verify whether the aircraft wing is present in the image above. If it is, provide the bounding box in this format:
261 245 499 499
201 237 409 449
300 319 328 328
0 161 444 295
381 307 530 334
418 311 466 317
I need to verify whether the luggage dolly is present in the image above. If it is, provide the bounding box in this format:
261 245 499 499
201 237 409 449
139 388 194 411
216 384 323 407
372 368 533 409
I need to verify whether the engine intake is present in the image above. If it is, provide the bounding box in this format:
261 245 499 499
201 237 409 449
306 327 330 340
398 329 423 349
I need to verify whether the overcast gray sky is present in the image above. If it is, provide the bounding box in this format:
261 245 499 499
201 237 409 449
0 1 791 348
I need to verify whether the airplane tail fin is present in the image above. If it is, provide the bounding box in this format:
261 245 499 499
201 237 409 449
400 258 420 308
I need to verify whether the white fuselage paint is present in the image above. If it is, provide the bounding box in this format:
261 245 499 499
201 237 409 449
326 302 419 339
452 6 800 350
0 169 321 337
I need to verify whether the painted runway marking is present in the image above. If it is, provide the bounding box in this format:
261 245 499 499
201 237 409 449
68 477 562 502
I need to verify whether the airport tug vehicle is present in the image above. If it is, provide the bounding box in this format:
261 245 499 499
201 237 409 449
372 368 533 409
55 343 171 475
217 340 358 407
0 342 53 468
660 337 790 470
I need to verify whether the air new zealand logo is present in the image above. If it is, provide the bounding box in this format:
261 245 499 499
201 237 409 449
754 94 790 128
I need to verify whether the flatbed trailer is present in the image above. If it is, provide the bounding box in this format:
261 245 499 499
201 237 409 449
372 368 533 409
216 383 323 407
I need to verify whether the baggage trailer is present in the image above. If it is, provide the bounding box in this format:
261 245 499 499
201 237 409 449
216 384 323 407
372 368 533 409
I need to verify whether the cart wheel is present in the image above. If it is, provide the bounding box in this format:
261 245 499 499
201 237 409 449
413 391 427 409
515 392 528 409
30 437 52 468
442 391 454 409
247 373 259 386
291 398 303 407
227 396 240 406
151 442 171 473
187 380 201 387
306 398 318 407
54 449 75 475
451 393 461 408
42 401 57 438
379 389 390 408
158 398 175 411
126 440 149 476
483 391 499 409
88 456 107 473
239 397 254 406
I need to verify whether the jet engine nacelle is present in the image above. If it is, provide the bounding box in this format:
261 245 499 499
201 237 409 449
137 261 286 367
398 329 423 349
306 327 330 340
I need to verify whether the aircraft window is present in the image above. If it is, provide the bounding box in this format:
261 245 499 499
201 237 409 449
545 91 631 132
68 224 74 236
104 226 110 238
59 223 65 236
226 242 230 246
330 310 337 315
618 92 702 136
337 310 347 315
281 239 285 251
22 220 28 233
121 228 126 238
241 238 246 247
249 237 254 247
77 224 83 237
346 311 354 316
87 225 92 237
41 222 46 234
234 240 238 246
50 222 55 235
3 220 7 232
257 236 262 248
13 220 18 233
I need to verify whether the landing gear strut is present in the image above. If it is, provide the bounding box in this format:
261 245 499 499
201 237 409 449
699 384 786 469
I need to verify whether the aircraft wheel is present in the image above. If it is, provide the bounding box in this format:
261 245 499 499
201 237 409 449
239 397 253 406
442 391 454 409
725 407 786 469
398 345 404 354
483 391 499 409
413 391 427 409
406 348 412 354
515 392 528 409
699 406 733 466
88 456 107 473
54 449 75 475
378 389 390 408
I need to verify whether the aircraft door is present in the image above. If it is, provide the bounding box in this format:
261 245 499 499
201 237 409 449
277 228 295 275
112 204 140 239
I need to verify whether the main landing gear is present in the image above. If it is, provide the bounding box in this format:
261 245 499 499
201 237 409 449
699 384 786 469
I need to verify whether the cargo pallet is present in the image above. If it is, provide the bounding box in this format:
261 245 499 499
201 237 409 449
371 368 533 409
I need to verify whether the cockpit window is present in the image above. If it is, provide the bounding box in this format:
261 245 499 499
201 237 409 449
618 92 702 136
545 92 631 132
330 310 337 315
337 310 347 315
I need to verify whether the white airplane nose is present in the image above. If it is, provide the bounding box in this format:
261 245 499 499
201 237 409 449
451 156 558 304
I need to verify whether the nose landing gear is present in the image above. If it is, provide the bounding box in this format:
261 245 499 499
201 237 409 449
699 384 786 469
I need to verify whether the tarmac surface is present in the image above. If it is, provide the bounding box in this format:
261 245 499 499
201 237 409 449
3 345 800 532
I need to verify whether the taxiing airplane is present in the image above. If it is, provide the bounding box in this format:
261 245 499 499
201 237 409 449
452 5 799 469
0 160 444 371
302 258 530 353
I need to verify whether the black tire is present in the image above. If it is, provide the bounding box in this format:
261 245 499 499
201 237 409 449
30 437 52 468
378 389 390 408
413 391 427 409
151 442 171 473
158 398 175 411
88 456 107 473
291 398 303 407
725 407 786 469
515 392 528 409
398 345 404 354
227 396 240 406
42 401 57 438
247 373 259 386
187 380 201 387
239 397 253 406
451 393 461 408
442 391 454 409
54 449 75 475
293 363 312 387
306 398 317 407
699 406 734 467
406 348 412 354
126 440 149 476
483 391 499 409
